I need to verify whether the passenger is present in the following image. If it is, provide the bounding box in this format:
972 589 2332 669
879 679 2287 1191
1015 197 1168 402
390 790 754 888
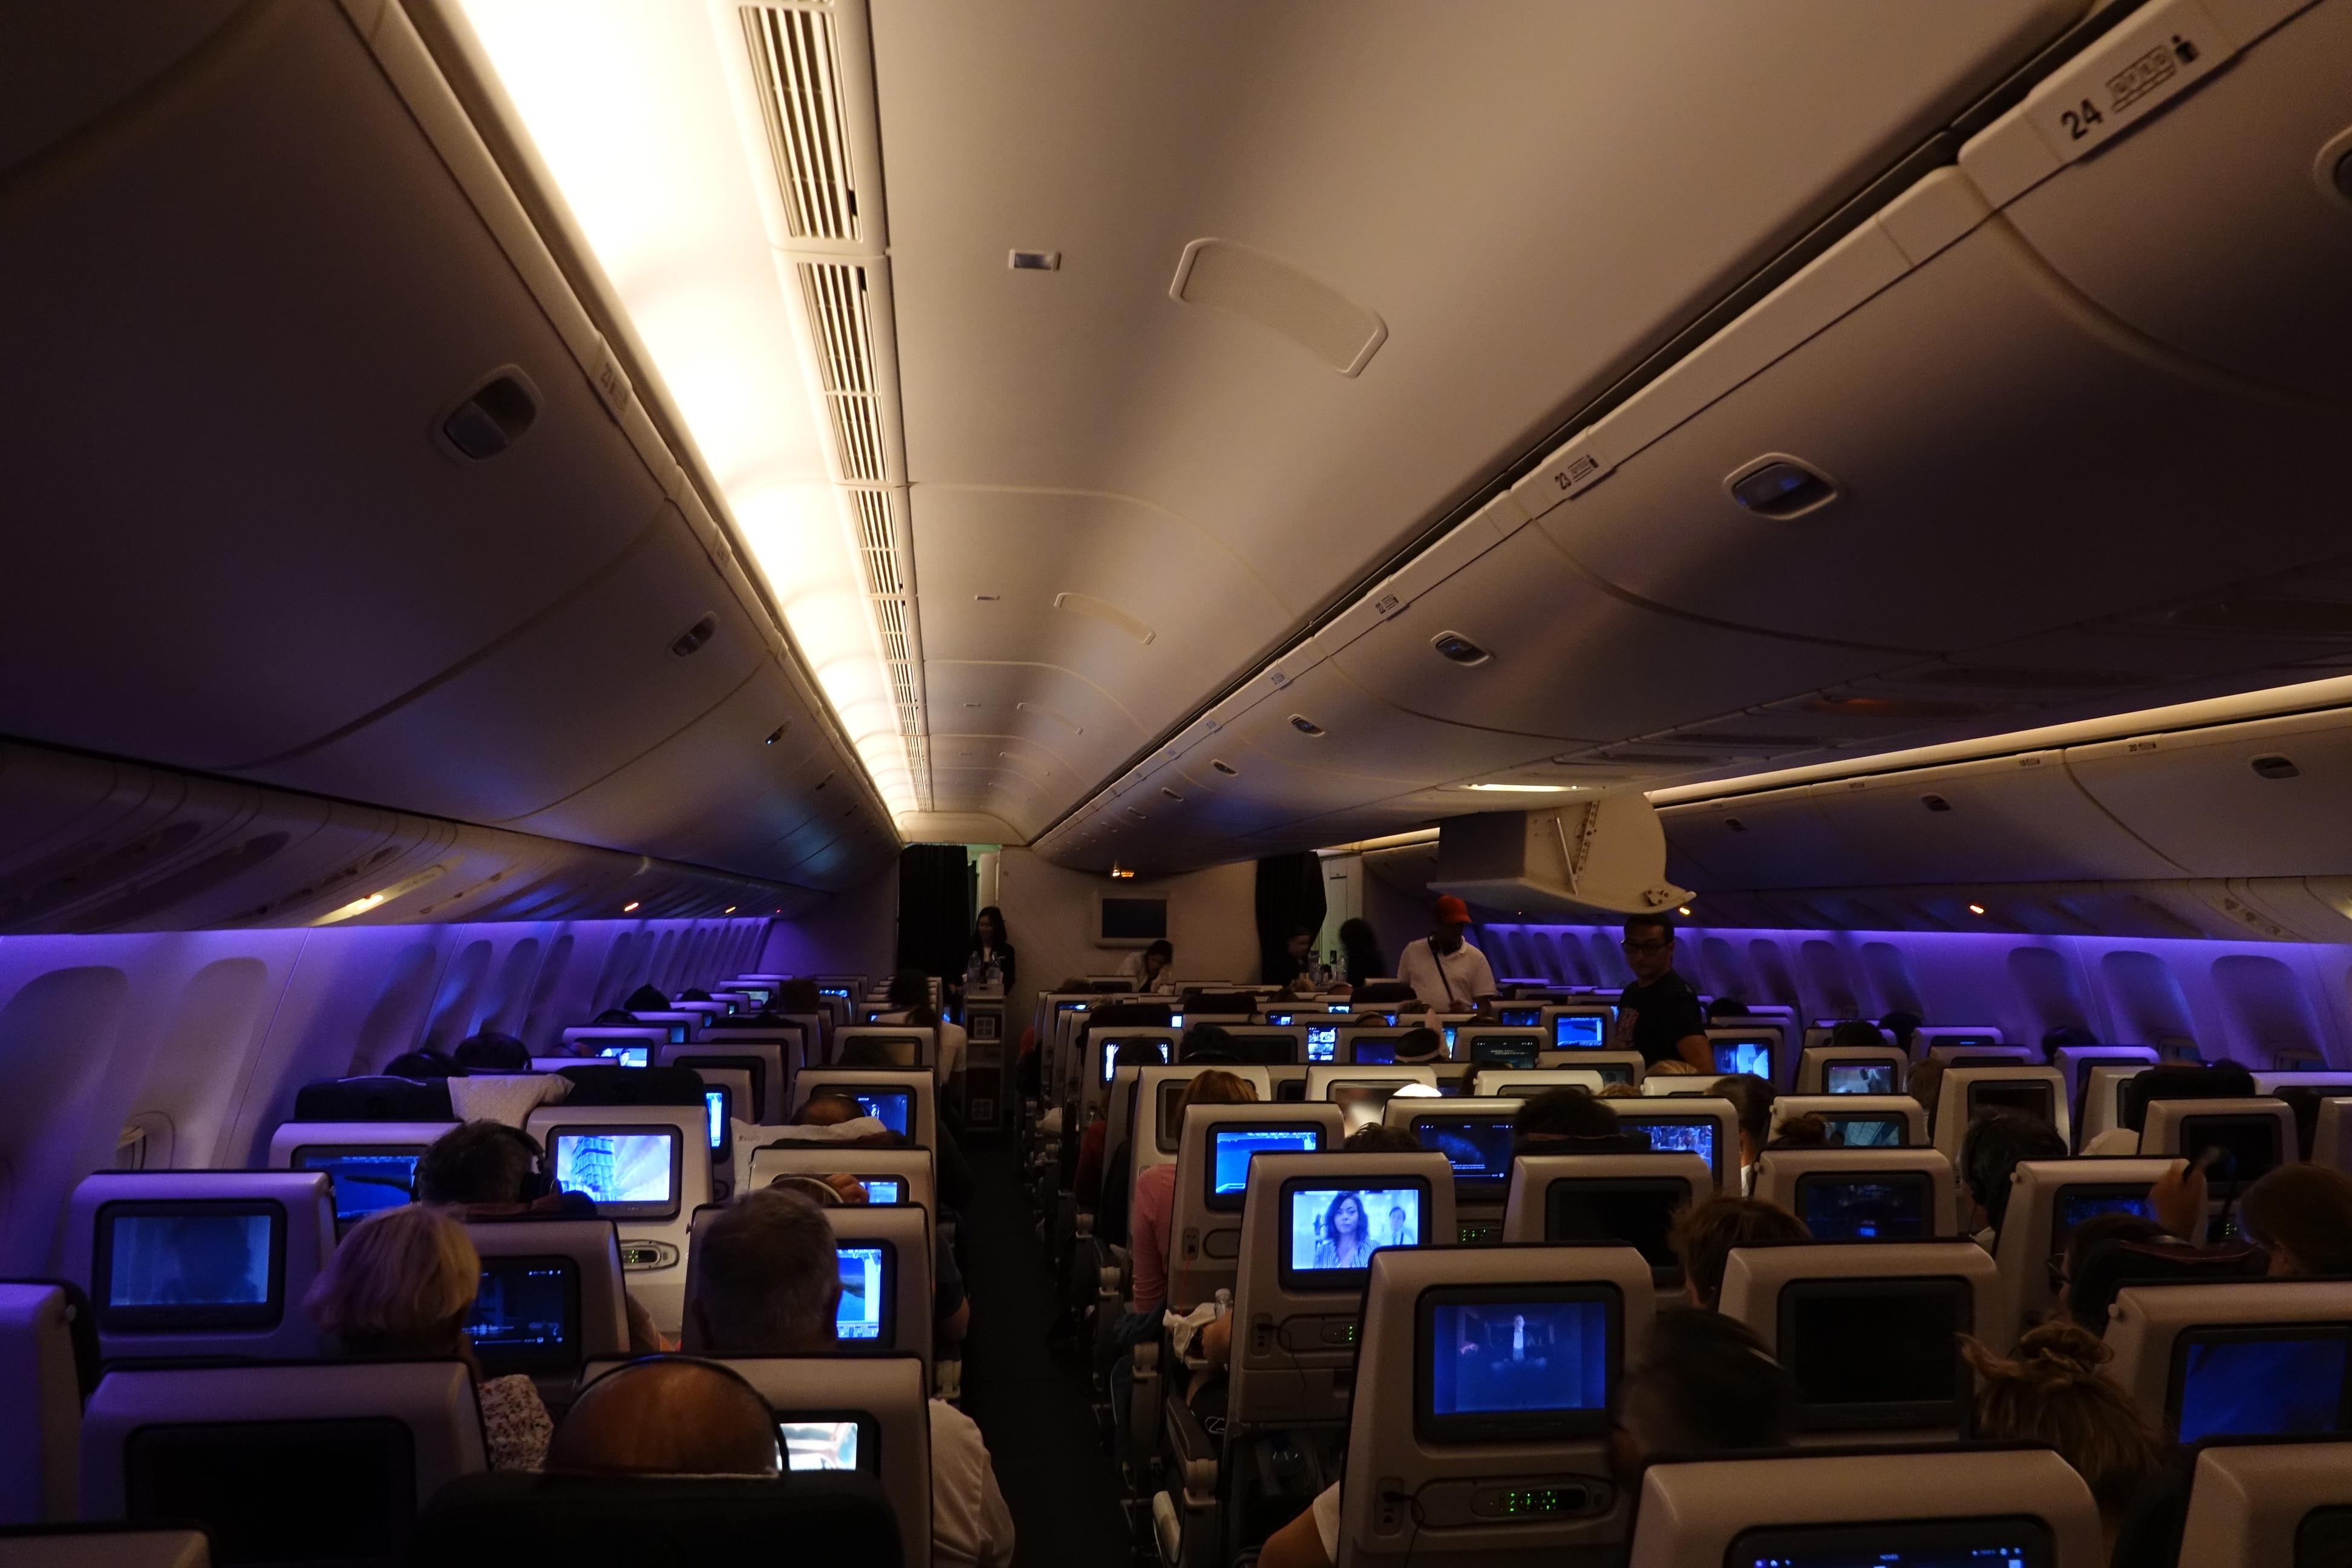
1670 1194 1810 1310
790 1091 976 1211
683 1189 1015 1567
1388 1025 1443 1065
1828 1019 1887 1053
1176 1022 1240 1063
1613 913 1711 1071
1341 1123 1423 1154
1963 1322 2163 1557
875 967 969 1089
452 1031 531 1072
678 988 713 1004
1763 1112 1829 1151
1119 938 1178 995
1647 1057 1699 1077
1258 1307 1797 1568
1513 1085 1647 1155
384 1048 460 1078
1880 1009 1922 1056
1394 896 1497 1014
1710 1072 1776 1195
961 905 1016 993
776 978 824 1015
545 1357 780 1477
1958 1110 2068 1246
623 984 670 1013
303 1204 550 1471
591 1008 639 1026
1598 1082 1642 1099
1129 1070 1258 1318
2048 1210 2164 1334
746 1169 975 1352
2039 1022 2099 1063
1336 917 1385 993
1904 1056 1946 1126
1273 925 1324 996
1705 995 1752 1023
2240 1163 2352 1276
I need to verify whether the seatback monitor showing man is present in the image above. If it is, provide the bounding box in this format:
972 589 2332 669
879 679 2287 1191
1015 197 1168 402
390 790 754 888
1616 914 1713 1071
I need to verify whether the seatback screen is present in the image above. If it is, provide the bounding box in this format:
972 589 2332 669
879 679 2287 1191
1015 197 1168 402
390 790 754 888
1413 1115 1517 1195
2049 1184 2154 1257
1416 1285 1617 1443
2171 1325 2352 1442
1617 1117 1716 1175
860 1178 903 1204
850 1091 912 1136
294 1146 420 1224
1497 1008 1541 1028
2177 1114 2282 1197
1792 1171 1931 1240
1468 1036 1537 1070
835 1244 890 1344
1543 1179 1685 1271
779 1419 863 1472
467 1256 578 1376
1306 1024 1339 1062
1206 1125 1322 1210
1281 1181 1425 1289
96 1202 286 1330
1823 1115 1906 1149
1824 1062 1894 1096
1102 1039 1169 1082
1779 1278 1969 1429
598 1046 650 1067
1968 1079 2053 1124
1553 1014 1607 1049
1726 1518 2055 1568
1350 1040 1398 1065
1226 1033 1301 1066
1713 1038 1774 1078
704 1089 730 1151
550 1129 681 1218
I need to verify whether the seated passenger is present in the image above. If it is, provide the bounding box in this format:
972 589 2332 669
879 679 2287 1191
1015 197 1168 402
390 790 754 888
1390 1025 1443 1065
452 1031 531 1072
384 1048 460 1078
679 988 713 1004
875 967 969 1090
304 1204 550 1471
758 1170 972 1346
1710 1072 1775 1195
591 1008 639 1026
685 1189 1014 1567
1958 1109 2068 1246
1076 1039 1177 1206
1705 995 1751 1023
1129 1070 1259 1319
1598 1082 1643 1100
2049 1210 2165 1334
2039 1023 2099 1063
1763 1112 1829 1150
1881 1009 1921 1056
623 984 671 1013
1670 1194 1811 1310
1964 1322 2161 1558
2241 1163 2352 1276
786 1091 976 1212
1513 1085 1647 1155
1647 1058 1699 1077
1176 1022 1240 1063
546 1356 780 1476
1257 1306 1798 1568
1828 1019 1887 1052
1119 938 1178 995
1904 1056 1945 1126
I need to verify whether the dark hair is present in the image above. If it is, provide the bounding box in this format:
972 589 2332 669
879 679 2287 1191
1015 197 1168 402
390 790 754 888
1391 1026 1443 1063
592 1008 638 1025
679 988 713 1004
1114 1037 1171 1070
384 1050 460 1079
452 1031 531 1073
1514 1086 1621 1141
624 984 670 1013
777 980 822 1014
1178 1023 1238 1063
1622 913 1674 942
972 906 1009 947
1342 1123 1424 1155
2069 1236 2265 1336
887 969 930 1010
2039 1024 2099 1062
1711 1073 1776 1143
2241 1164 2352 1275
1880 1010 1921 1049
1765 1113 1829 1151
1959 1109 2068 1233
2057 1212 2164 1331
838 1039 904 1069
1142 939 1173 962
1338 918 1380 955
1622 1307 1798 1454
416 1121 543 1206
1705 996 1751 1022
1828 1020 1886 1052
1670 1195 1810 1310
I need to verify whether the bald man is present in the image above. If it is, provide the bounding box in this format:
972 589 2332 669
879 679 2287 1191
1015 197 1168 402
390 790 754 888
547 1357 780 1475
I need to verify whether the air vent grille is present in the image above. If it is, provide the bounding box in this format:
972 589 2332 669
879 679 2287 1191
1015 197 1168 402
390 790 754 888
795 263 888 483
739 6 860 242
851 488 902 596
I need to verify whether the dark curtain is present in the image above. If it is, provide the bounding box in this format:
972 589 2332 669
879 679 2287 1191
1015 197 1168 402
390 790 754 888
897 844 972 981
1254 852 1328 984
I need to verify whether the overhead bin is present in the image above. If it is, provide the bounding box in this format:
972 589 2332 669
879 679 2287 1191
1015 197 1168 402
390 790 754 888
2065 708 2352 877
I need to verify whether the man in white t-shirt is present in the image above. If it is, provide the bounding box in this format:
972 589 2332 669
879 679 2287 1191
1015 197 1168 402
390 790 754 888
685 1186 1015 1568
1393 896 1497 1013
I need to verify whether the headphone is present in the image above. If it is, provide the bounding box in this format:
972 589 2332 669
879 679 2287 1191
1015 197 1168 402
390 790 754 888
476 1122 555 1203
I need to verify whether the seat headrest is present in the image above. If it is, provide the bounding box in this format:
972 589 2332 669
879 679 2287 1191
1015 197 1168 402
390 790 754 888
292 1077 454 1123
0 1276 102 1399
2072 1238 2267 1328
403 1472 899 1564
2123 1063 2257 1132
1090 1001 1174 1028
554 1065 709 1106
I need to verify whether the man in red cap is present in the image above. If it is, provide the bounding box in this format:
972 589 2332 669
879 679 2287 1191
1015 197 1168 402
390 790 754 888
1394 895 1497 1014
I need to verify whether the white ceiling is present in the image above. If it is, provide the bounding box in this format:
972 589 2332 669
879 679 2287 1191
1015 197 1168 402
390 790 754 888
872 0 2083 841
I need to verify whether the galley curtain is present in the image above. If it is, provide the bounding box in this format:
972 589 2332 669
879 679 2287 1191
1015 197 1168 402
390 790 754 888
897 843 972 982
1254 852 1328 984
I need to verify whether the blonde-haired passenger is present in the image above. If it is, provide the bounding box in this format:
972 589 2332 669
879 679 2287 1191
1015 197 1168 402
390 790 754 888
304 1203 550 1471
1963 1321 2163 1555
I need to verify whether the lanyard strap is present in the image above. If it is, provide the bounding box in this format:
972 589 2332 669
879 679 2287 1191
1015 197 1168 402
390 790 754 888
1430 937 1459 1008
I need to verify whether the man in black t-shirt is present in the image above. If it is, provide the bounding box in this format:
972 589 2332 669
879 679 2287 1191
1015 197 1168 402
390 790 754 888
1616 913 1713 1070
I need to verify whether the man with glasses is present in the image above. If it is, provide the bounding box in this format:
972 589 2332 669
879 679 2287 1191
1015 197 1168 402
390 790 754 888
1617 914 1713 1070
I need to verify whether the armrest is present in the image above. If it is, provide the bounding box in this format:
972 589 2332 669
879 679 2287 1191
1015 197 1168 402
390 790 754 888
1163 1385 1218 1504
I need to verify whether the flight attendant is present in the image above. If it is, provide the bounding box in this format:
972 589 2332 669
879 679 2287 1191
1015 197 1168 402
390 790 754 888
1616 914 1713 1070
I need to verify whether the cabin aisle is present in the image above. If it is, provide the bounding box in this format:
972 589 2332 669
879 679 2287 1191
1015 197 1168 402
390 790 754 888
959 1134 1135 1566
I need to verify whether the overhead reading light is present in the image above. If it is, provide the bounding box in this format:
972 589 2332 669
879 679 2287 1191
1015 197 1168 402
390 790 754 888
1967 903 1986 915
1290 715 1325 736
1008 250 1061 271
1725 454 1840 520
1431 631 1491 666
724 906 736 913
1677 906 1692 916
1211 759 1239 776
622 900 641 912
439 368 540 460
1109 866 1135 880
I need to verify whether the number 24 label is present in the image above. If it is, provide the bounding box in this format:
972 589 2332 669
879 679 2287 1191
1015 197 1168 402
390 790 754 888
2059 98 2105 140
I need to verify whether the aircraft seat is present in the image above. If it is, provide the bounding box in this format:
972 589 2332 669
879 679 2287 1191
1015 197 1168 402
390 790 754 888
1165 1103 1345 1314
557 1025 668 1061
1534 1049 1647 1086
2054 1046 2159 1137
793 1068 938 1153
1792 1043 1909 1096
1623 1445 2103 1567
809 1205 934 1379
1454 1027 1546 1072
1704 1028 1785 1088
659 1042 786 1125
0 1524 213 1566
1080 1028 1179 1122
2138 1098 2296 1204
0 1282 91 1525
2102 1279 2352 1440
1382 1097 1527 1240
546 1065 708 1107
2176 1437 2352 1567
1334 1243 1652 1567
1308 1066 1442 1131
402 1471 897 1565
1987 1157 2173 1351
1768 1094 1926 1149
264 1122 453 1232
461 1219 629 1403
1638 1073 1734 1097
1930 1066 2071 1156
1746 1146 1957 1242
1717 1241 1999 1443
290 1077 452 1123
2314 1097 2352 1176
834 1027 936 1073
1501 1153 1710 1290
79 1361 485 1558
62 1172 336 1364
1924 1040 2034 1069
522 1105 710 1336
1218 1026 1308 1067
1132 1066 1276 1174
1473 1068 1602 1100
2079 1063 2154 1149
745 1145 936 1217
578 1354 930 1568
1606 1098 1740 1193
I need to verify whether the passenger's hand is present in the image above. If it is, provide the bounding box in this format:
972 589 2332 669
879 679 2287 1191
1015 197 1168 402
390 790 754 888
824 1172 870 1204
624 1291 668 1355
2150 1157 2208 1243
